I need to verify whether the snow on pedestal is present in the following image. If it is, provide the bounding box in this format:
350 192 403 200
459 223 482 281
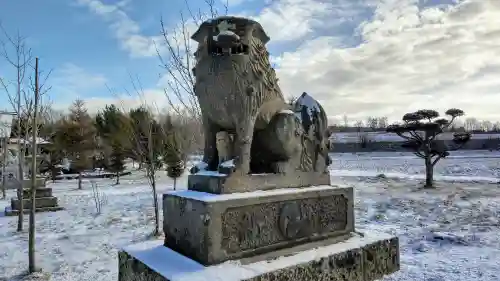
119 232 399 281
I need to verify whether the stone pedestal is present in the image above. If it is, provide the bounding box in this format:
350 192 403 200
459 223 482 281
119 232 399 281
163 186 354 265
119 178 400 280
22 177 46 189
4 178 63 216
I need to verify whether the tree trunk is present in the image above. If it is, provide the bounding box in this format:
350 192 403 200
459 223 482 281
16 54 24 232
152 176 160 236
173 178 177 191
424 156 434 188
1 137 7 199
148 124 160 236
115 172 120 185
28 57 39 273
17 148 24 232
78 172 82 189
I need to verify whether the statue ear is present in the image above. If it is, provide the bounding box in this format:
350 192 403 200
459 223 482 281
252 23 270 45
191 21 212 43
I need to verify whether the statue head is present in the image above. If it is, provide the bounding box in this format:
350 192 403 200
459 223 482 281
191 16 270 60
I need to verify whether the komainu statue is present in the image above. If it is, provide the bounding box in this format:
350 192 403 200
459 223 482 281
191 16 331 177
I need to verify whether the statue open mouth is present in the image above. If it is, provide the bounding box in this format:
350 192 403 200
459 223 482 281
210 30 249 56
209 42 249 56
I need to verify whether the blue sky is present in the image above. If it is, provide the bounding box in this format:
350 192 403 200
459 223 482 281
1 0 500 123
0 1 245 109
0 0 234 110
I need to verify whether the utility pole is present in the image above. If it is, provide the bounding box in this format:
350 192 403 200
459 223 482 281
28 57 39 273
0 111 16 199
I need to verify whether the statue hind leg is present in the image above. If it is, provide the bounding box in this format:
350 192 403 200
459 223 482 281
256 112 302 174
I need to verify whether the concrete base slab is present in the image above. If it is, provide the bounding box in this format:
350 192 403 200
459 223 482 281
188 171 330 194
118 232 399 281
4 206 64 216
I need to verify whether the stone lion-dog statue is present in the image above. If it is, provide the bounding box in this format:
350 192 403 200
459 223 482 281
191 16 331 176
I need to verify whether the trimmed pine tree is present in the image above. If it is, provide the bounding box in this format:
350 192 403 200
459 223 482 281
164 131 184 190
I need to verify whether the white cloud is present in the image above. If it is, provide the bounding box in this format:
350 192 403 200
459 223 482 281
250 0 376 43
49 63 109 111
52 63 107 90
82 88 169 115
272 0 500 122
74 0 162 57
51 84 170 116
70 0 500 123
47 63 172 114
253 0 337 42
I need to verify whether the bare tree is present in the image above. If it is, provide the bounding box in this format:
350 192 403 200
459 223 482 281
116 73 196 236
479 120 493 132
114 77 165 236
366 117 378 131
156 0 228 119
1 129 6 199
28 57 40 273
342 115 349 128
127 107 163 236
0 23 33 232
91 180 106 215
0 111 15 199
354 120 363 132
464 117 479 132
354 120 367 149
377 116 388 129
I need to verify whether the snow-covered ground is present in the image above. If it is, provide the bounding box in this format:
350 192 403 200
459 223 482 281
0 151 499 280
330 150 500 183
330 132 500 143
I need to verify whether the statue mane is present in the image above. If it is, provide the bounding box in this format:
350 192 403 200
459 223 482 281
248 36 283 99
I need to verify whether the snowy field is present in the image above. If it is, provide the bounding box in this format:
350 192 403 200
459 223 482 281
330 132 500 143
0 151 499 280
331 150 500 183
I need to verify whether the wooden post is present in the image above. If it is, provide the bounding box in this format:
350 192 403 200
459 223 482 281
28 57 39 273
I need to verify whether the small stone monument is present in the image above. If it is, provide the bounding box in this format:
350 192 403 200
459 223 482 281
5 175 63 216
118 16 399 281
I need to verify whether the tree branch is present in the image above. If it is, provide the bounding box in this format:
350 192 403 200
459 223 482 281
431 155 441 166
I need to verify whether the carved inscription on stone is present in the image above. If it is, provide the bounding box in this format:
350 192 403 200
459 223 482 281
279 201 310 239
221 195 348 253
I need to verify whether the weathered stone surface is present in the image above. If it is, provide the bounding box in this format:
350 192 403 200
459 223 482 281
23 187 53 198
118 235 399 281
188 171 330 194
22 178 46 189
118 251 168 281
363 236 400 281
4 206 64 216
163 185 354 265
191 16 330 175
11 196 58 210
